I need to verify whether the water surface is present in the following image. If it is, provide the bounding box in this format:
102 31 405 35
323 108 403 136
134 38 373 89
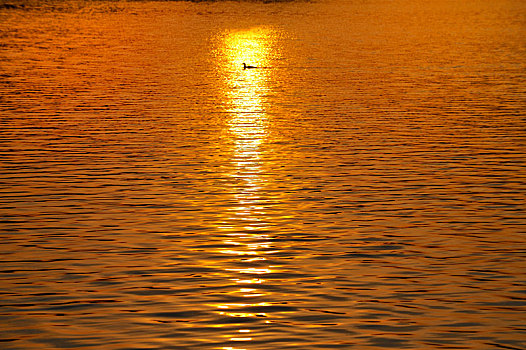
1 0 525 349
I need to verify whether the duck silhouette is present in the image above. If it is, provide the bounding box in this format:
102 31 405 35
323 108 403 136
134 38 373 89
243 63 257 70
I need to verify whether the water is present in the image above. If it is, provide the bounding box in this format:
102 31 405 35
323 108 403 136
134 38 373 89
1 0 525 349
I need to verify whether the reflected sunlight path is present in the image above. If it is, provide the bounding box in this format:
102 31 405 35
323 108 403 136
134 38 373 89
213 27 282 349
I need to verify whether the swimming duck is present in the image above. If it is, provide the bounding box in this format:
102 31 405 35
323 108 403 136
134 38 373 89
243 63 257 70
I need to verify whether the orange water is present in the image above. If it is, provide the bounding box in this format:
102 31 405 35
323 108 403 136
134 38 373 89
1 1 525 349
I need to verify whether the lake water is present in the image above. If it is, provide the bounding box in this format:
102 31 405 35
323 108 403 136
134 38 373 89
1 0 525 349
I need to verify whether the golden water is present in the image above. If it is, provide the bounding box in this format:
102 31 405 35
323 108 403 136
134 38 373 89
1 0 525 349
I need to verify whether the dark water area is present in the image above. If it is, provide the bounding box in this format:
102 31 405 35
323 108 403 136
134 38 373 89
1 0 525 349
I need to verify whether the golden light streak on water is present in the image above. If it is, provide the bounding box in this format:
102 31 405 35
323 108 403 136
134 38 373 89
212 27 282 347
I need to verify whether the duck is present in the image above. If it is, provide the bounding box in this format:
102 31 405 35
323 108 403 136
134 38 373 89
243 63 257 70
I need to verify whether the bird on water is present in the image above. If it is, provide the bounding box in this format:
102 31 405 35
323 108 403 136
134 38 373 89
243 63 257 70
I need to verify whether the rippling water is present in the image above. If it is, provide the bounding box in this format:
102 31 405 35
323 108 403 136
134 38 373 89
1 0 525 349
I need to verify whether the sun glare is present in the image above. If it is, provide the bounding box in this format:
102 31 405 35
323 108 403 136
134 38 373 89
211 27 282 347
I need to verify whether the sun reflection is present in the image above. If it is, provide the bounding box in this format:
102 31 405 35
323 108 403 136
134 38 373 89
217 27 278 196
213 26 281 348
